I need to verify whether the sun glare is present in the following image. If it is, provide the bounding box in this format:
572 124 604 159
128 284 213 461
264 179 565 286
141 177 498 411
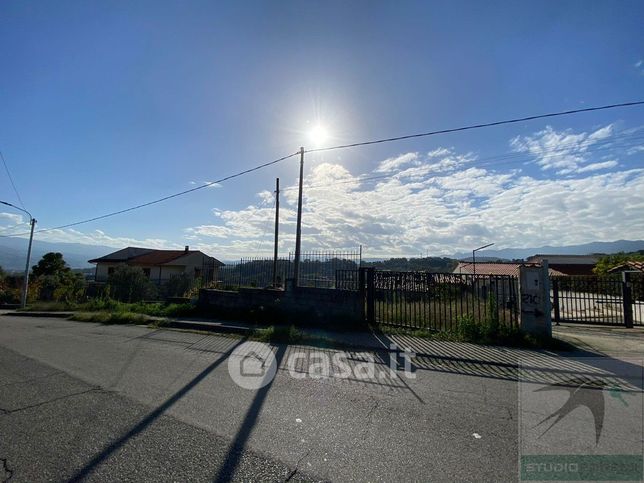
308 124 329 147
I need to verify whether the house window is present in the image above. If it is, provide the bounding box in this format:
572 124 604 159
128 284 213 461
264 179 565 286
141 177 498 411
143 268 151 278
194 268 202 278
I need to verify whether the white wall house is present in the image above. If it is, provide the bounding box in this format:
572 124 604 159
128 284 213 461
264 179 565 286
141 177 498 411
89 246 223 284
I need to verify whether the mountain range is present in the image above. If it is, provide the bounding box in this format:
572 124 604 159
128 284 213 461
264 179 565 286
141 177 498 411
1 237 643 271
451 239 644 261
0 237 113 271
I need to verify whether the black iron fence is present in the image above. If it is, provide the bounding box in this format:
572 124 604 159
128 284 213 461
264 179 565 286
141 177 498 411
551 273 643 326
289 250 361 288
202 249 362 290
364 270 519 331
205 257 289 290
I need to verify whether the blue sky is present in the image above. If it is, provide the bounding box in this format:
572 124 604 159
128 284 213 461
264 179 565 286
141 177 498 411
1 1 643 257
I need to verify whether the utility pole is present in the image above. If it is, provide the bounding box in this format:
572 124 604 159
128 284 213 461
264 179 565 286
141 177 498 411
22 217 36 308
293 146 305 287
0 200 35 308
272 177 280 288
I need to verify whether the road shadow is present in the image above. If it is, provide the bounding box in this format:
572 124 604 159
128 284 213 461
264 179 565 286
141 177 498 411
68 337 248 482
213 344 288 482
369 330 644 392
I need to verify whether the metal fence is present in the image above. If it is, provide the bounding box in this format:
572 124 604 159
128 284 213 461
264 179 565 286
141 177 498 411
551 273 644 326
366 270 519 331
207 257 290 290
202 249 362 290
289 250 361 288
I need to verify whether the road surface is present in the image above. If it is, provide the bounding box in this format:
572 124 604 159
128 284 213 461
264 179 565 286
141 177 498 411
0 316 641 482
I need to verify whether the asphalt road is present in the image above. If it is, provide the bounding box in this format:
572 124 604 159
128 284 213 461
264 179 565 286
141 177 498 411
0 316 641 482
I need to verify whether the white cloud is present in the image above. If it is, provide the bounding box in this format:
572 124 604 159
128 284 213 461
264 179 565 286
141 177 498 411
510 124 615 174
189 180 222 188
574 160 618 173
184 144 643 257
22 129 642 259
375 152 419 172
0 212 23 225
26 228 176 250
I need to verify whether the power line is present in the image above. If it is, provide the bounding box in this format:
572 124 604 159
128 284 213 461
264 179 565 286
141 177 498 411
305 101 644 154
2 99 642 239
0 151 26 210
0 151 300 238
282 131 644 193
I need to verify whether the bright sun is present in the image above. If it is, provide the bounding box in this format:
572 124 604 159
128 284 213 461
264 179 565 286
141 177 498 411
308 124 329 147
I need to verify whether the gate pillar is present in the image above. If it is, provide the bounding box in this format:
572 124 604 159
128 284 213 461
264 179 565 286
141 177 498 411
519 263 552 338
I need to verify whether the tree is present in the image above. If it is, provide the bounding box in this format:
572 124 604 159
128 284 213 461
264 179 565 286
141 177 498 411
162 273 195 298
107 265 158 302
32 252 70 278
593 252 644 275
30 252 86 302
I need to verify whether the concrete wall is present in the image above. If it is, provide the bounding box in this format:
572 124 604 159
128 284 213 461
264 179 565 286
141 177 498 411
198 286 364 327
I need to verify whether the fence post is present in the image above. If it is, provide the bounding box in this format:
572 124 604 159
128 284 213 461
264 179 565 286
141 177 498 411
552 277 561 325
359 268 366 321
367 268 375 325
623 272 634 328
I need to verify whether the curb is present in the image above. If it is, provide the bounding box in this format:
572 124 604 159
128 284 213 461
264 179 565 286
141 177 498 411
2 311 74 318
166 320 253 336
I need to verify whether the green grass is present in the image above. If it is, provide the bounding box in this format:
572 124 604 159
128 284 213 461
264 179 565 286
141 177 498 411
373 314 564 350
374 298 516 332
24 299 198 318
70 311 153 325
251 325 303 344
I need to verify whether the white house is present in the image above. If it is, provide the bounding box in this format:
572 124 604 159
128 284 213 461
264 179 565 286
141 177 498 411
89 246 223 284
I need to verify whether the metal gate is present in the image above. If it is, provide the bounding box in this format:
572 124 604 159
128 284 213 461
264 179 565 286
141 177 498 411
360 268 519 331
550 273 643 327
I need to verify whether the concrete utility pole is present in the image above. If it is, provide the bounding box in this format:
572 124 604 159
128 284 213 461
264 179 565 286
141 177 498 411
272 177 280 288
0 200 36 308
293 147 305 287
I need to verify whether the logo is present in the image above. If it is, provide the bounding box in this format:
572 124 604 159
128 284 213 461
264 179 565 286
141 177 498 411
228 341 277 390
518 357 644 482
534 378 610 445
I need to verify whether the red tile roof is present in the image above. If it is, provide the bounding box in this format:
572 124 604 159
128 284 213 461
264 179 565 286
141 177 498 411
608 261 644 273
454 262 565 277
89 247 223 266
128 250 196 265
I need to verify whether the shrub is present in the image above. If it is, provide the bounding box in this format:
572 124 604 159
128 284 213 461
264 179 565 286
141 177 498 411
162 273 195 298
482 293 500 338
456 314 480 341
106 266 158 302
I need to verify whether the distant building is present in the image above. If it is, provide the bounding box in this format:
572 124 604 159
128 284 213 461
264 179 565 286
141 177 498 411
607 260 644 273
89 246 223 284
453 261 565 277
525 254 599 276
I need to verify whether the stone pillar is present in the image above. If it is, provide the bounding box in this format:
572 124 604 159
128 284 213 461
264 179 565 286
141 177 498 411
519 263 552 338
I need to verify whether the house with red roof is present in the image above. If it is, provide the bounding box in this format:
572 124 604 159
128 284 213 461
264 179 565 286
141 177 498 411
89 246 223 284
